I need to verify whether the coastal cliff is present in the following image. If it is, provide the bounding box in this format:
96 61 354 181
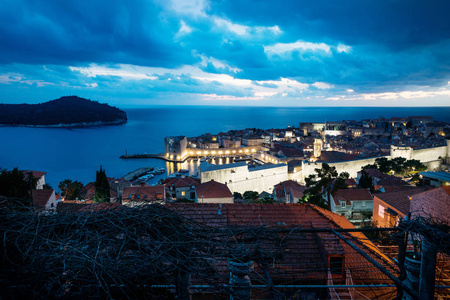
0 96 127 127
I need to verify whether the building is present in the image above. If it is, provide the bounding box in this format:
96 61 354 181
419 171 450 187
32 189 57 212
195 180 234 203
409 116 433 126
273 180 307 203
242 136 264 146
200 161 288 194
22 170 46 190
164 136 188 161
372 187 428 227
163 177 200 201
329 189 373 223
122 185 165 206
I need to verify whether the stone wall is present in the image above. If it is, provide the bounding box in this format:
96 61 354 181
200 163 288 194
301 156 386 183
301 144 449 181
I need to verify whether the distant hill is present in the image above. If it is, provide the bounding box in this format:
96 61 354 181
0 96 127 127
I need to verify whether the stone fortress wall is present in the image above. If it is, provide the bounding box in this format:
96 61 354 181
301 141 450 183
200 162 288 194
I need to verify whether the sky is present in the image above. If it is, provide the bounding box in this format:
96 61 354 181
1 0 450 107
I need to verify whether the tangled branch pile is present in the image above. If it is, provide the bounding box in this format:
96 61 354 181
0 205 283 299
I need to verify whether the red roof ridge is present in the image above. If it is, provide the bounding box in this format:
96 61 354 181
310 205 397 268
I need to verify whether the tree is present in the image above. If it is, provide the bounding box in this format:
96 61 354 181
0 168 36 199
302 163 348 210
43 183 53 190
375 157 391 173
404 159 427 174
59 179 83 200
358 170 374 192
233 192 243 200
330 171 350 195
366 157 427 176
243 191 259 201
94 166 110 203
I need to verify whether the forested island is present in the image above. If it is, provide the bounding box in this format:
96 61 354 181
0 96 127 127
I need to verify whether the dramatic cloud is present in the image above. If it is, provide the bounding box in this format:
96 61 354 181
0 0 449 106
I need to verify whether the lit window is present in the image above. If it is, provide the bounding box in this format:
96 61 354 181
181 191 185 196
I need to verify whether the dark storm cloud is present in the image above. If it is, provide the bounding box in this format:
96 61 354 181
1 0 450 105
0 0 195 67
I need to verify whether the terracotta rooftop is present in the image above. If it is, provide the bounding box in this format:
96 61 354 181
166 203 398 292
374 187 429 215
358 168 384 178
122 185 165 202
22 170 46 180
57 202 121 213
410 187 450 223
274 180 307 199
278 147 304 157
333 189 373 205
195 180 232 199
317 151 357 163
162 177 200 188
32 189 54 210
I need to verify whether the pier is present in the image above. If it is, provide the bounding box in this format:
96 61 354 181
121 167 154 181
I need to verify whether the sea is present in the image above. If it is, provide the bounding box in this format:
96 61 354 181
1 106 449 189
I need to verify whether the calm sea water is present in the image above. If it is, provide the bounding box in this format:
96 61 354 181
1 106 449 188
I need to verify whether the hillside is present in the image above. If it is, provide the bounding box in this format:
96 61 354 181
0 96 127 127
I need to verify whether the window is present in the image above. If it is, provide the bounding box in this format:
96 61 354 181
341 201 346 208
144 195 147 198
329 257 344 275
129 194 132 199
362 201 366 207
181 191 185 196
378 204 385 218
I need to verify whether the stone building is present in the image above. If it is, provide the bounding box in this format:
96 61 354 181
164 136 188 161
329 189 373 224
195 180 234 203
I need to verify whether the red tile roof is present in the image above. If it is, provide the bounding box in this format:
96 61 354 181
167 203 398 292
358 168 384 178
22 170 46 180
345 178 357 187
274 180 307 199
32 189 54 210
57 202 121 213
162 177 200 188
333 189 373 205
195 180 232 199
374 187 429 215
410 187 450 223
122 185 165 202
